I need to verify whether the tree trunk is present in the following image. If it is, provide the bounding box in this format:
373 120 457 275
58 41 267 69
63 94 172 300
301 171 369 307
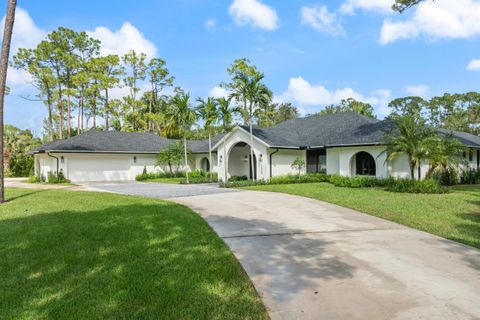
77 97 81 134
47 92 54 141
249 102 255 182
105 88 109 131
81 95 84 132
223 131 228 183
184 135 189 184
425 165 436 179
0 0 16 204
57 83 63 139
409 159 415 180
417 160 422 180
67 93 71 138
208 131 212 182
93 89 97 129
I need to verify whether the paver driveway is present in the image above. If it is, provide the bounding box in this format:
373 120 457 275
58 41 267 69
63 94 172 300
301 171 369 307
90 182 480 320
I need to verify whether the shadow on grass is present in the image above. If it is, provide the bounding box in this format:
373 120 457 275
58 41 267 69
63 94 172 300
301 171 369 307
203 215 356 303
0 202 266 319
5 189 48 202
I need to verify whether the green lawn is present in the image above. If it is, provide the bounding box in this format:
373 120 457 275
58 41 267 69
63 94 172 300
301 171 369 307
0 188 267 320
244 183 480 248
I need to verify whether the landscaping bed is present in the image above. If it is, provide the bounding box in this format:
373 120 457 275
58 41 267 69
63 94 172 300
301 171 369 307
0 188 267 319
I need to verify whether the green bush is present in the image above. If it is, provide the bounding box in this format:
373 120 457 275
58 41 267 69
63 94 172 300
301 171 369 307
27 174 44 183
228 175 248 182
432 167 459 186
136 171 186 181
385 178 447 194
460 168 480 185
270 173 330 184
329 175 391 188
46 170 70 184
8 154 34 177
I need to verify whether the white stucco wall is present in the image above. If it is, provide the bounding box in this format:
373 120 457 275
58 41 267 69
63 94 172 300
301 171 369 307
215 128 268 182
193 153 218 173
326 146 389 178
270 149 305 177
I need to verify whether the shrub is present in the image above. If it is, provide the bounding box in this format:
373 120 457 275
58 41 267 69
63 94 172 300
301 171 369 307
190 170 208 178
270 173 330 184
136 171 186 181
329 175 390 188
228 175 248 182
46 171 70 184
27 174 44 183
8 154 34 177
385 178 448 194
460 168 480 185
432 167 459 186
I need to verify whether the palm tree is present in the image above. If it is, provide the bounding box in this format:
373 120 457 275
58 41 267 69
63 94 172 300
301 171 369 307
384 115 434 180
217 97 233 182
165 93 196 183
425 133 468 179
0 0 17 203
196 97 218 181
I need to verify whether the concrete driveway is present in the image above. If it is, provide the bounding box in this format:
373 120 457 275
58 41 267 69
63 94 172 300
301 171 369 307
171 190 480 320
82 181 238 199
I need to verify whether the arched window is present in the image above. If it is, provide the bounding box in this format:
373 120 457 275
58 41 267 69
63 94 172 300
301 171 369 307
201 157 210 172
355 152 376 176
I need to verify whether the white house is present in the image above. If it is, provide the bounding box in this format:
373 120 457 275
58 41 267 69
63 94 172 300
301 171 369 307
30 112 480 183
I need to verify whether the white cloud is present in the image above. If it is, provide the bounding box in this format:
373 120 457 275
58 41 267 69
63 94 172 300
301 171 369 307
1 7 47 89
300 5 345 36
467 59 480 71
205 18 217 29
276 77 391 116
339 0 394 15
229 0 279 30
405 84 429 96
1 7 47 54
88 22 157 58
208 86 229 98
380 0 480 45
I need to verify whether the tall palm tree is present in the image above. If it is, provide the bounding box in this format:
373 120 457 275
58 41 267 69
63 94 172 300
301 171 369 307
384 115 434 180
196 97 218 181
165 93 196 183
0 0 17 203
217 97 233 182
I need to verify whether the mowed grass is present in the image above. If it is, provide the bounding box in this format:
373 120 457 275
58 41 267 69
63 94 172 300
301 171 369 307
0 188 267 320
244 183 480 248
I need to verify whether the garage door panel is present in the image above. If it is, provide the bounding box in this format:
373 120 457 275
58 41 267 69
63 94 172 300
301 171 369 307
67 157 132 182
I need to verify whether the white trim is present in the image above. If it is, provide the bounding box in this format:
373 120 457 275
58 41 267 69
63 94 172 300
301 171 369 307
212 126 271 150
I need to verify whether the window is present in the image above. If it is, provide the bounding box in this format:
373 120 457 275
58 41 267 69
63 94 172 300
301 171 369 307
307 149 327 173
469 149 473 162
355 152 376 176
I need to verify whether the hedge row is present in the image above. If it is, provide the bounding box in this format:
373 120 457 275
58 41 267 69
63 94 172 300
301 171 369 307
222 173 448 194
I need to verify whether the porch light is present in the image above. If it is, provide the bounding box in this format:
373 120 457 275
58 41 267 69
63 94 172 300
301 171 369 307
60 156 64 164
219 155 223 163
133 156 137 164
244 155 248 162
259 154 263 162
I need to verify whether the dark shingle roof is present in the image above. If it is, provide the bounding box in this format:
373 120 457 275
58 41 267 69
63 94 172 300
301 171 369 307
29 130 221 154
241 112 392 148
240 112 480 148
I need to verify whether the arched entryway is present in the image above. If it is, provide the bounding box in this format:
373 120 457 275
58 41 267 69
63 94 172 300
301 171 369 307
228 142 257 180
350 151 376 176
200 157 210 172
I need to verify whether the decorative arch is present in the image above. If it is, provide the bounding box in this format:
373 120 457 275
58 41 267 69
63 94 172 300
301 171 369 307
350 151 376 176
227 141 257 180
200 157 210 172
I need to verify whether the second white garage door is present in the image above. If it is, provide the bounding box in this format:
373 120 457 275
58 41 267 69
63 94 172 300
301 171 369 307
67 155 133 182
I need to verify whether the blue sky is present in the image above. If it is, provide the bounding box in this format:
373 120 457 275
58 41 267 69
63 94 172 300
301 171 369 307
2 0 480 134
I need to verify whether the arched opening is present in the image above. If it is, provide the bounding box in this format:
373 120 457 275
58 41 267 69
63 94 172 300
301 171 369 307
350 151 376 176
228 142 257 180
200 157 210 172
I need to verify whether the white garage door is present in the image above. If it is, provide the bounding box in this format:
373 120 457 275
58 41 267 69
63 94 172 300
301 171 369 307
67 156 132 182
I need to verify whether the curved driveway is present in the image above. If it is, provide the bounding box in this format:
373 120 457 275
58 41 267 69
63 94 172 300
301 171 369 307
90 182 480 320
